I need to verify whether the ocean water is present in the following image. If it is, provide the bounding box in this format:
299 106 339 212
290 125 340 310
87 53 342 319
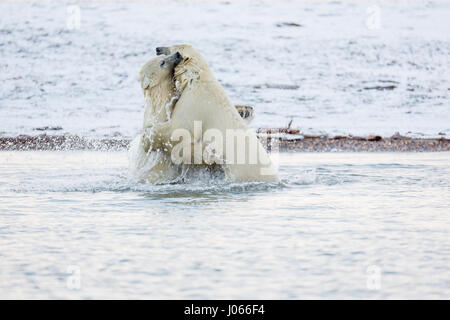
0 151 449 299
0 0 449 139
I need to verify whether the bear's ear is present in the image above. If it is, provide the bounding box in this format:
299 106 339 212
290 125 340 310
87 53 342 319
142 75 152 90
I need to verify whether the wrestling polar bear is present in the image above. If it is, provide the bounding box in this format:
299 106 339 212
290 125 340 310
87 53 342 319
128 52 183 183
129 44 279 183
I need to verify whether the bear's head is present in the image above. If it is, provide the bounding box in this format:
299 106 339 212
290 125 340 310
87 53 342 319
140 52 183 129
155 44 207 69
156 44 198 61
139 51 182 93
155 44 213 91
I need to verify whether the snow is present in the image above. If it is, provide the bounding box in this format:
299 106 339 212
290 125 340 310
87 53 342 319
0 0 449 138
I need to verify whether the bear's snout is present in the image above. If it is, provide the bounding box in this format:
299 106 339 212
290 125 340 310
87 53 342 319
165 51 182 67
173 52 182 66
156 47 170 56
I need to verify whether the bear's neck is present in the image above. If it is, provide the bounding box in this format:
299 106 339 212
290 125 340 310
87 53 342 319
143 80 177 128
174 59 214 92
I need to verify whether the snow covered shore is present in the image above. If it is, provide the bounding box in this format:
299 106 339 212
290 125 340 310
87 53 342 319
1 0 449 139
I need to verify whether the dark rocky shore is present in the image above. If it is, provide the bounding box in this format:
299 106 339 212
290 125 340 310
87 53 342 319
1 134 449 152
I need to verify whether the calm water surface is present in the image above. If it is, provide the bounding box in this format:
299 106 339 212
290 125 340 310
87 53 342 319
0 151 449 299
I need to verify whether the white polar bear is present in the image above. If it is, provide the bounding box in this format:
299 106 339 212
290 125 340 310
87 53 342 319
128 52 183 183
154 44 279 182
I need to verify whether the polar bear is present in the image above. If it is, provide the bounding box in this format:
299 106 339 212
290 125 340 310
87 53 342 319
128 52 183 183
139 52 182 151
154 44 279 182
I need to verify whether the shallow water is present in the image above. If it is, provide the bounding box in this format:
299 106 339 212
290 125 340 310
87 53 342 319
0 151 449 299
1 0 449 138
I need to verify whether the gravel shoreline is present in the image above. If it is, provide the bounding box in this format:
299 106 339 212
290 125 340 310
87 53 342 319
1 134 449 152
